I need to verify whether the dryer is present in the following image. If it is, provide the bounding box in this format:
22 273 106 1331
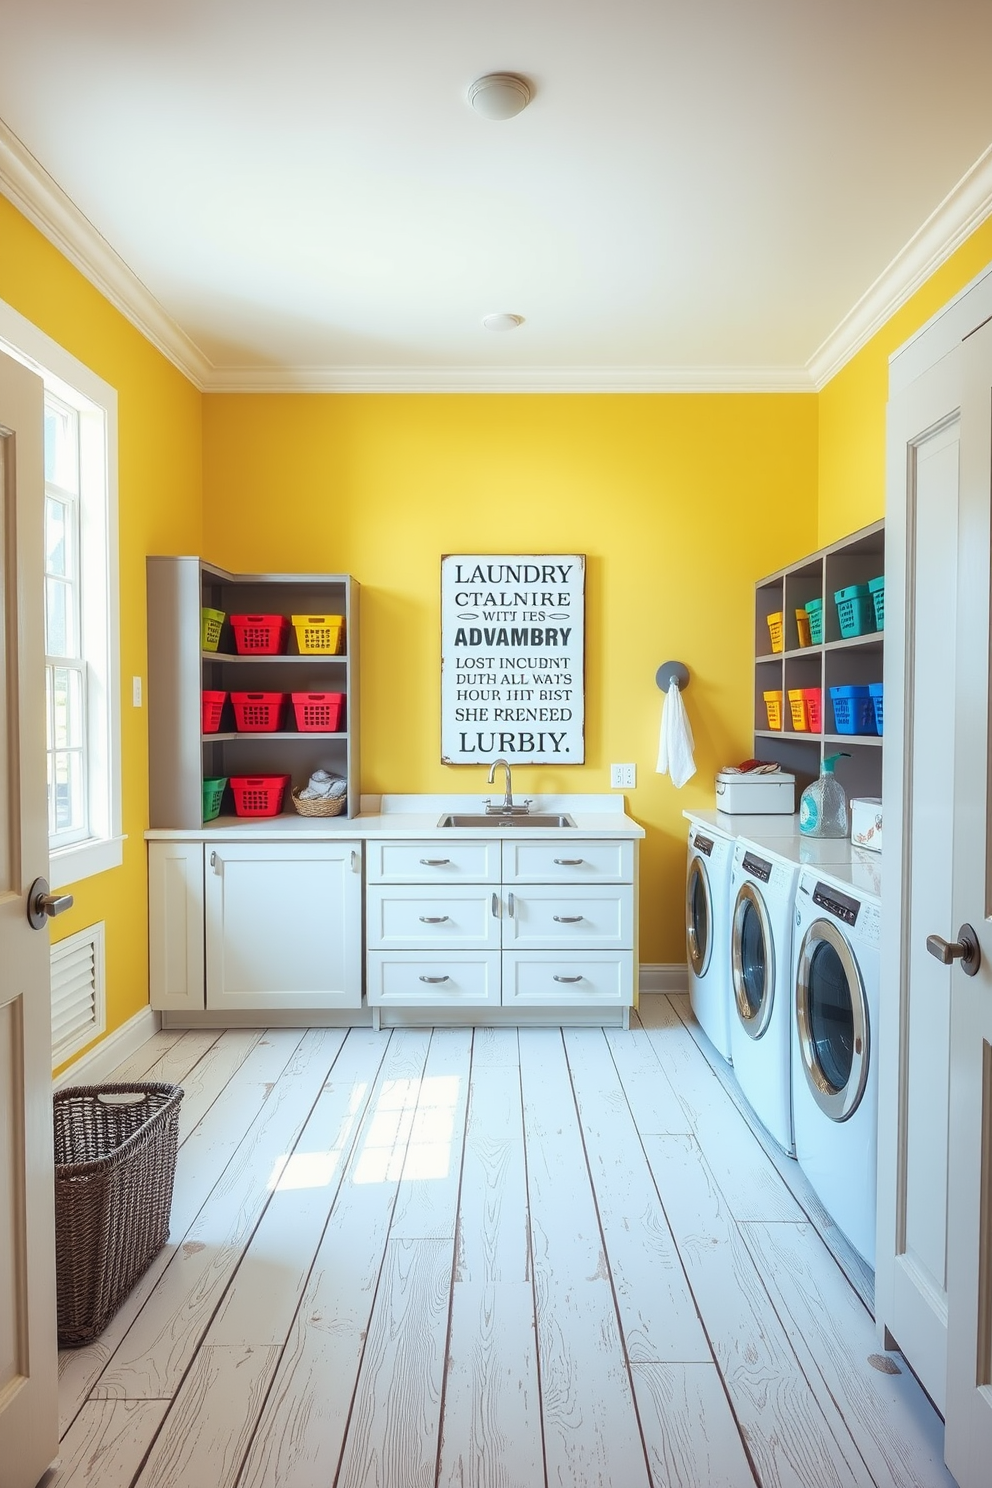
792 866 881 1267
729 837 800 1153
685 818 735 1062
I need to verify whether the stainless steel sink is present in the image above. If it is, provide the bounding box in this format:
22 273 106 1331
437 813 576 828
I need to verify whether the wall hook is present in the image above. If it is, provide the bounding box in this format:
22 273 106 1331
656 660 690 693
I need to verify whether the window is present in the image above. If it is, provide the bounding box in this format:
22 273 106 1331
0 296 122 884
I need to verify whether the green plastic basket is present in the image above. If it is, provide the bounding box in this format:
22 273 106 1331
868 575 885 631
201 608 225 652
202 776 227 822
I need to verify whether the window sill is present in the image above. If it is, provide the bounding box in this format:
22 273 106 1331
50 834 126 888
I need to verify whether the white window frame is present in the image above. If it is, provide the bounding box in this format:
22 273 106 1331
0 296 122 884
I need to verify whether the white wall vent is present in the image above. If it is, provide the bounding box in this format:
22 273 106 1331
51 922 106 1068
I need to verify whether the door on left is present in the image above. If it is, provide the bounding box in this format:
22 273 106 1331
0 348 59 1485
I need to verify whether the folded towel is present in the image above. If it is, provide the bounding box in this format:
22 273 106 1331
299 769 347 801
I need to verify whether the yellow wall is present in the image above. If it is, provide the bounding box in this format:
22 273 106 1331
819 220 992 547
203 392 819 962
0 197 203 1070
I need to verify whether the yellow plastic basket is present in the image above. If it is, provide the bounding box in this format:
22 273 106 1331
787 688 809 731
200 608 225 652
795 609 812 648
763 690 783 730
766 612 784 654
291 614 344 655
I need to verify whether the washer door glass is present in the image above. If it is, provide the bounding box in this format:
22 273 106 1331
733 882 774 1039
807 940 854 1092
796 919 868 1121
687 860 711 976
740 900 766 1016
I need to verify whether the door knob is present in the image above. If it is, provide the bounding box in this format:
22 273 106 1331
926 923 982 977
27 877 74 930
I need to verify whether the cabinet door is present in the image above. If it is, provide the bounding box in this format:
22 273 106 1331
205 841 362 1009
503 885 633 949
149 841 205 1012
365 885 501 951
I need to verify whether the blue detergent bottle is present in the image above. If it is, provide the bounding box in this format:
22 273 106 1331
798 752 851 837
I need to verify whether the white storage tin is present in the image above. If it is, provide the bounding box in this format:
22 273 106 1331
715 770 795 815
851 796 882 852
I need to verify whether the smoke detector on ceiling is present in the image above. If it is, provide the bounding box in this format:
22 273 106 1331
482 314 525 332
468 74 532 120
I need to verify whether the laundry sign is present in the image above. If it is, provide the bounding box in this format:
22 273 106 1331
441 554 585 764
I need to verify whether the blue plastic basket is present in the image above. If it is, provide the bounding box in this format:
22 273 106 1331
869 682 883 735
829 685 877 735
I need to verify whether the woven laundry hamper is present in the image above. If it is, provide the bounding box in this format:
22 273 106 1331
53 1082 183 1347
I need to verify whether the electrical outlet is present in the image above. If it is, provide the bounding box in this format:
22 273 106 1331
610 763 636 789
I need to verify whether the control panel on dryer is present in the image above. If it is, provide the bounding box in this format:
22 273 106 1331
812 881 859 926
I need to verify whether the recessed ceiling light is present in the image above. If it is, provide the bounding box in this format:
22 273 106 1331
482 313 525 332
468 74 532 121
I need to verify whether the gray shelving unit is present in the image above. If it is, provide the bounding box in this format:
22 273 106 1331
147 557 360 828
753 520 884 803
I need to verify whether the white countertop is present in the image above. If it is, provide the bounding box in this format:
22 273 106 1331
146 793 645 841
684 807 882 897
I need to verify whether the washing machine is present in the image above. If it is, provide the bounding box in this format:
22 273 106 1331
685 817 735 1062
729 837 800 1153
792 866 881 1266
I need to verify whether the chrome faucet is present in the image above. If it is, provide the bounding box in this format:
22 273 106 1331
485 757 531 815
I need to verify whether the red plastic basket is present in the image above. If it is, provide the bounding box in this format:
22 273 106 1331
802 687 823 733
229 775 290 817
230 614 288 655
201 690 227 733
291 692 345 732
231 691 287 732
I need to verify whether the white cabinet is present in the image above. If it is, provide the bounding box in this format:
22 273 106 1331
148 840 204 1013
205 842 363 1011
366 838 636 1010
149 839 363 1013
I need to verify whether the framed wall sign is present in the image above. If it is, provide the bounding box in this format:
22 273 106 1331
441 554 585 764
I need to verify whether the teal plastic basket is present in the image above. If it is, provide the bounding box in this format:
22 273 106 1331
805 597 823 645
834 585 875 639
868 575 885 631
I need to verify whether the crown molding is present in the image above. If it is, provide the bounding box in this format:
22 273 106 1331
204 362 815 394
0 118 211 388
807 142 992 390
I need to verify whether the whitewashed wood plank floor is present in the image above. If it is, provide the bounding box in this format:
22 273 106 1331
46 996 957 1488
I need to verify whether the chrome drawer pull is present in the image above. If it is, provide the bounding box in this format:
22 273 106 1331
553 858 584 866
492 892 499 918
419 974 451 984
420 858 450 866
553 974 583 983
553 914 584 923
508 892 515 918
419 915 449 923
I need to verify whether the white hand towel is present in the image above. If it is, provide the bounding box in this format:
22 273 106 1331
656 682 696 788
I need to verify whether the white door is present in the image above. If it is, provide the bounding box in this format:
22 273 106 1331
205 841 363 1010
877 348 963 1414
942 316 992 1484
0 353 59 1482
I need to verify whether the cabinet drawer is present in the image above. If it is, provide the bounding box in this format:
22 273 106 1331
502 951 634 1006
503 885 633 949
366 839 501 884
501 839 634 884
367 952 501 1006
365 886 501 950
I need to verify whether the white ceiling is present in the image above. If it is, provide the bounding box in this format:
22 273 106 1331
2 0 992 390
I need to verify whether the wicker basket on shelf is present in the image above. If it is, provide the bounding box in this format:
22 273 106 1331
291 786 346 817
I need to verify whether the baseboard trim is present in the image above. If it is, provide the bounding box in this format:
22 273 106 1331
638 963 688 995
53 1005 161 1089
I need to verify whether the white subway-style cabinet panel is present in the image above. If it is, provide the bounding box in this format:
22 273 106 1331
501 839 633 884
149 841 205 1012
502 950 634 1006
502 886 632 950
365 839 501 884
365 886 502 951
205 842 363 1010
367 952 502 1007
